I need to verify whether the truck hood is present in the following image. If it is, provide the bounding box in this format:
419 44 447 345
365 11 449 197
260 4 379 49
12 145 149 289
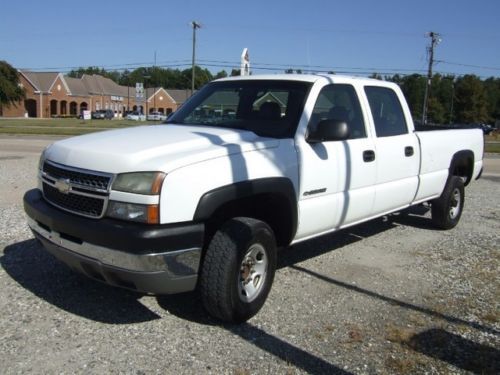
44 125 280 174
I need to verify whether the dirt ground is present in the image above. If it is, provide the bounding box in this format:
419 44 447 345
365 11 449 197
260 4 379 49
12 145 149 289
0 135 498 374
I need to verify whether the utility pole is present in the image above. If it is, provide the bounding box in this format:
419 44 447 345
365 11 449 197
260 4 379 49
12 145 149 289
422 31 441 125
191 21 201 96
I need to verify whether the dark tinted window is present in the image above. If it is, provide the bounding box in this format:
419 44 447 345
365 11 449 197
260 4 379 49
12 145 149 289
364 86 408 137
167 80 312 138
309 84 366 139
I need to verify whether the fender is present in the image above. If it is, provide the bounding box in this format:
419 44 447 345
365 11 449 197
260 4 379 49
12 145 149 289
194 177 298 243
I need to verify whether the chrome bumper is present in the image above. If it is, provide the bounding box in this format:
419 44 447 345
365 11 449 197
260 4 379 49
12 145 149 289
28 217 201 294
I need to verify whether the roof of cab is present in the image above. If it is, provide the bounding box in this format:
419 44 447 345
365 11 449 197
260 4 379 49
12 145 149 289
215 73 384 85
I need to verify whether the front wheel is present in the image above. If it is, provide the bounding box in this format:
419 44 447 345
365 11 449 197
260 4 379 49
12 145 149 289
431 176 465 229
199 217 277 323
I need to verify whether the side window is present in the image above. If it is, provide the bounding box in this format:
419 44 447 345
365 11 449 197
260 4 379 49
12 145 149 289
309 84 366 139
364 86 408 137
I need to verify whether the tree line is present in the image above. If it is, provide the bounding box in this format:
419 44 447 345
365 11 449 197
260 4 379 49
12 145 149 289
384 73 499 125
67 66 239 91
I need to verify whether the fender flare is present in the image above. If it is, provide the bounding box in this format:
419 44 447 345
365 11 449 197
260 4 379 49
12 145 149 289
194 177 298 242
449 150 474 185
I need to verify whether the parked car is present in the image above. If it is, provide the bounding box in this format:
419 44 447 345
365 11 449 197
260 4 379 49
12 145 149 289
126 111 146 121
24 74 484 323
91 109 114 120
147 111 167 121
477 123 494 135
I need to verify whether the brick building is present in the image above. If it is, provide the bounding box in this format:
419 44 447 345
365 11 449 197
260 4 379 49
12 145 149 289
1 71 192 118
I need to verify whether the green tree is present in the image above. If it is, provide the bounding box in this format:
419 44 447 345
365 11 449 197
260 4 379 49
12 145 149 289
483 77 500 122
454 75 489 123
427 96 447 124
214 70 228 79
67 66 121 82
182 66 213 89
427 74 455 124
0 60 25 113
397 74 426 121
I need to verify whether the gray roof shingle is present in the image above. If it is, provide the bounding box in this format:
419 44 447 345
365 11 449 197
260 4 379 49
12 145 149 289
167 89 194 104
20 71 58 93
65 76 89 96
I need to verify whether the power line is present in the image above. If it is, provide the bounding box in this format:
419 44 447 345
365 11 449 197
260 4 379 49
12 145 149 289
435 60 500 71
18 60 498 80
197 59 428 73
19 60 193 72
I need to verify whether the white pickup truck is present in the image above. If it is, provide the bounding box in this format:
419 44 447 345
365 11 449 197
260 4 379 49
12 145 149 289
24 74 484 322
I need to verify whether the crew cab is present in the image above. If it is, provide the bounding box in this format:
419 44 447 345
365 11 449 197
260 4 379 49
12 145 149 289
24 75 484 322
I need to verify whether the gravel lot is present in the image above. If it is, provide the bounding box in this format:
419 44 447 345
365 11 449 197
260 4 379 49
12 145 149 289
0 136 499 374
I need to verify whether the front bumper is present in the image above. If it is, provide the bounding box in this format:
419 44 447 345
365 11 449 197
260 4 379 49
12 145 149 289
24 189 204 294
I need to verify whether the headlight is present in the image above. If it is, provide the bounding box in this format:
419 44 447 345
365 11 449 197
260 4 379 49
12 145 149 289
107 201 159 224
112 172 166 195
38 147 49 170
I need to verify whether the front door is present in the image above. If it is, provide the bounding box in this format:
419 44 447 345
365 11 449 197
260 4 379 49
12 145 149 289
295 83 377 240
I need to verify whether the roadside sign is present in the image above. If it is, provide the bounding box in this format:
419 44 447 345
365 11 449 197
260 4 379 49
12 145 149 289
136 83 144 102
82 110 91 120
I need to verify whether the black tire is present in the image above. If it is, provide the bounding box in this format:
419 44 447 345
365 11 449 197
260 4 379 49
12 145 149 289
199 217 277 323
431 176 465 229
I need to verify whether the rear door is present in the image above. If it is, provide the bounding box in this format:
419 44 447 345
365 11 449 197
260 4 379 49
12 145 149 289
363 86 420 215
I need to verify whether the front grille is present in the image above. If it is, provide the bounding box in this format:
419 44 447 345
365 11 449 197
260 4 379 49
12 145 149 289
43 183 105 217
43 162 111 191
41 161 112 218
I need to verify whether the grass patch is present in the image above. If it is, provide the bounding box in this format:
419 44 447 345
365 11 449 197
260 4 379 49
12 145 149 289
485 142 500 153
481 311 499 324
385 325 417 344
485 132 499 142
345 324 364 343
385 355 421 374
0 127 105 136
485 130 500 153
0 118 159 136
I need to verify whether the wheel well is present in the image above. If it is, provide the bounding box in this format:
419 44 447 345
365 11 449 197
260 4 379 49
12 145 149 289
204 193 295 248
450 150 474 186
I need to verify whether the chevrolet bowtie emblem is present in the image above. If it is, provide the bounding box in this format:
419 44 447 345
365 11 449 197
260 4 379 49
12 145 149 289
55 178 71 194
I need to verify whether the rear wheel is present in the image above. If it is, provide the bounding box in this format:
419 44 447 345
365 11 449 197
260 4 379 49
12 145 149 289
200 217 277 323
431 176 464 229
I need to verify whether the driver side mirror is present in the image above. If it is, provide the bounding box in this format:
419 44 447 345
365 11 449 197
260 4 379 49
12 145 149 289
307 120 350 143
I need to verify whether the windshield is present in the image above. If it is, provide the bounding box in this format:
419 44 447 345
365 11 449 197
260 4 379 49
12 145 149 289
166 80 312 138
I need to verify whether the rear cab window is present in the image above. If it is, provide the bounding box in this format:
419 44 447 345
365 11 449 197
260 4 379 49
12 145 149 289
364 86 408 137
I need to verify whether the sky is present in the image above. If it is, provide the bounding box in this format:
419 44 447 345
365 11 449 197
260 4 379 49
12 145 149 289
1 0 499 78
